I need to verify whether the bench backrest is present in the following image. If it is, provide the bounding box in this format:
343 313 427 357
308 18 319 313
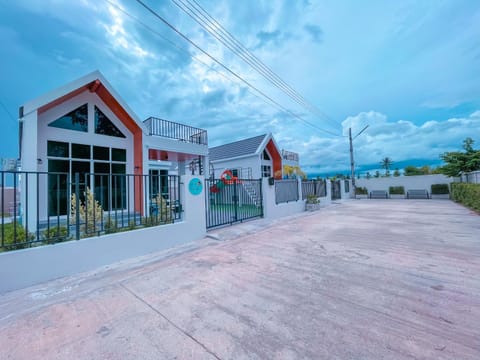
407 189 429 199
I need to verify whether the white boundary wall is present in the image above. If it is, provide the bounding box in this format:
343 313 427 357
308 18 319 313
356 174 458 194
462 171 480 184
262 178 305 219
0 175 206 294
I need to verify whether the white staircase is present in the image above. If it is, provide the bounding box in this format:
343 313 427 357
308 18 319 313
241 182 261 207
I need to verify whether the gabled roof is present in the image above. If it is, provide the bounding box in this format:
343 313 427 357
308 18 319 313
20 70 146 134
209 133 270 162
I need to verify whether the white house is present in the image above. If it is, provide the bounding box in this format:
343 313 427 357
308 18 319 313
208 133 285 180
18 70 208 230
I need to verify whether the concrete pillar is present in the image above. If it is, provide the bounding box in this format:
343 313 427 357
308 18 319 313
322 180 332 205
19 111 39 232
180 175 206 239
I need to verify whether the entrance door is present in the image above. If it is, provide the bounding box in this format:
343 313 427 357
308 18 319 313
331 180 341 200
205 178 263 229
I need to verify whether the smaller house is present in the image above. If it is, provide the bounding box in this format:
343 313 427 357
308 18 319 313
208 133 284 179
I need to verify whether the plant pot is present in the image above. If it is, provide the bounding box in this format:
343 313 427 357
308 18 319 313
431 194 450 200
355 194 368 199
389 194 405 199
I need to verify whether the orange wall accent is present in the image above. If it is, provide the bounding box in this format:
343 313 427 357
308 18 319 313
134 131 143 214
38 85 89 114
266 140 282 179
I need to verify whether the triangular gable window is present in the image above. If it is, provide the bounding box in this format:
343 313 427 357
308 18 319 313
94 106 126 138
263 149 270 160
48 104 88 132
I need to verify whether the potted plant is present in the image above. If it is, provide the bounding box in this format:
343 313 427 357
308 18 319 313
389 186 405 199
431 184 450 199
305 194 320 211
355 186 368 199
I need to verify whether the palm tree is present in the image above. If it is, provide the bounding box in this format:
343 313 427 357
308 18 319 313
380 157 393 175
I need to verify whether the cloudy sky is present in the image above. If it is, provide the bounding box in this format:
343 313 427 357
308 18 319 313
0 0 479 175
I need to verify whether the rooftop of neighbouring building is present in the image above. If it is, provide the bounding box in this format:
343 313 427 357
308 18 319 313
209 134 268 162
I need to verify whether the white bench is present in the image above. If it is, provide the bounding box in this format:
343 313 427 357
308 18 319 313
369 190 388 199
407 189 429 199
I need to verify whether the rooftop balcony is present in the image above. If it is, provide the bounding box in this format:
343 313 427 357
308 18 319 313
144 117 208 146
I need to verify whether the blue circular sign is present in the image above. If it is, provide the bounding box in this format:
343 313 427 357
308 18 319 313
188 177 203 196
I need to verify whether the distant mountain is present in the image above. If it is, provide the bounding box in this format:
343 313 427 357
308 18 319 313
307 158 444 179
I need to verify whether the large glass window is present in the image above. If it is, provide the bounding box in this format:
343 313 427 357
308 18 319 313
94 106 126 138
93 146 109 160
112 148 126 162
72 143 90 159
48 141 69 158
48 104 88 132
48 160 69 216
46 140 127 214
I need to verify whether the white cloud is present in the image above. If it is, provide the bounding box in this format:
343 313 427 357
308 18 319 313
296 110 480 174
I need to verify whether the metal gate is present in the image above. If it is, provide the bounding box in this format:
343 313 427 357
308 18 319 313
331 180 341 200
205 178 263 229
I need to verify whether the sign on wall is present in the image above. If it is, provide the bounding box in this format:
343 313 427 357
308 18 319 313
188 177 203 196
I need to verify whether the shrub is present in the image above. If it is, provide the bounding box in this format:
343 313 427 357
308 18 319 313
71 187 103 235
355 187 368 195
431 184 449 195
42 226 70 244
389 186 405 195
306 194 320 204
451 183 480 211
0 223 35 251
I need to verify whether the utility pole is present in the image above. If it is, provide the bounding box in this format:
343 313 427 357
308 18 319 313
349 128 355 188
349 125 369 192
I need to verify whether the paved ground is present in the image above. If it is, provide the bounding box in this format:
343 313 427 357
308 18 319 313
1 200 479 359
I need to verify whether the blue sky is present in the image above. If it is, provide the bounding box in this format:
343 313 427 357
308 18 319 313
0 0 479 175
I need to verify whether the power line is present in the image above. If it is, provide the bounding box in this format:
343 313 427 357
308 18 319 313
133 0 340 136
104 0 332 134
0 99 17 127
171 0 340 130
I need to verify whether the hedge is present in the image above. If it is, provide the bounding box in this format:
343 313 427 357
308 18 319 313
389 186 405 195
355 187 368 195
431 184 449 195
0 223 34 251
450 183 480 211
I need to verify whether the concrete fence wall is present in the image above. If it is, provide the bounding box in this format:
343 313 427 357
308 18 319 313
461 171 480 184
0 175 206 294
263 178 305 220
356 174 458 194
1 174 352 293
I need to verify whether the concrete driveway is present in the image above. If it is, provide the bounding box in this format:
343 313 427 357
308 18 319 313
1 200 479 359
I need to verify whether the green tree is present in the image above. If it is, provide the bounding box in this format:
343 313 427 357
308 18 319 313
439 137 480 176
404 165 431 176
366 171 371 179
380 157 393 175
393 168 401 177
374 170 380 178
282 165 307 179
